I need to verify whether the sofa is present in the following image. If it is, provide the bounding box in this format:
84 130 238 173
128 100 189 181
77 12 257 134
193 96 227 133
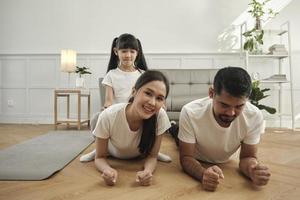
158 69 218 121
99 68 218 121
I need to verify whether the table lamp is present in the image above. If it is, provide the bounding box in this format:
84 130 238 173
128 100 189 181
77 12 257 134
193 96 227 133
61 49 76 88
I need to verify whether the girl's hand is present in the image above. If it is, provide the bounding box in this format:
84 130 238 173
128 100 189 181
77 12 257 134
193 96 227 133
136 170 153 186
102 168 118 186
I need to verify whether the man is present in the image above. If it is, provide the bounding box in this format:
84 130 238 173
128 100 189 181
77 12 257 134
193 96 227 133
178 66 270 191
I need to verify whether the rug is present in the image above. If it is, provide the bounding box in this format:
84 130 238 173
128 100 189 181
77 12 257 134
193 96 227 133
0 131 94 181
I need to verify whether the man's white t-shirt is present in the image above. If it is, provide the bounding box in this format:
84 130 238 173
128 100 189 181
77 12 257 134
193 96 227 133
93 103 171 159
102 68 143 104
178 97 264 163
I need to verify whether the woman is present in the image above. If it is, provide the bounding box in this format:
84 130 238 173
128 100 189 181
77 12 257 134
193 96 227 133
94 70 171 186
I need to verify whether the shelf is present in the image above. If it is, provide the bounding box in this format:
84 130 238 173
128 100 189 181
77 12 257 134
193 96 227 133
269 113 292 117
260 74 288 83
264 29 288 36
241 21 296 129
248 54 288 59
260 80 289 83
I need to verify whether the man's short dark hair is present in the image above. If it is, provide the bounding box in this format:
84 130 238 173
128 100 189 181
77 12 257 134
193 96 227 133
213 66 252 98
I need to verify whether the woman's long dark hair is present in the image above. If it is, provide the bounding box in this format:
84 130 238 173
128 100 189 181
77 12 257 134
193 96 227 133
128 70 170 156
107 33 148 73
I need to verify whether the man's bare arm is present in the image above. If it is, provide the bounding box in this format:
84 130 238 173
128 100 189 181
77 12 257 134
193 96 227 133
179 140 205 181
239 143 270 186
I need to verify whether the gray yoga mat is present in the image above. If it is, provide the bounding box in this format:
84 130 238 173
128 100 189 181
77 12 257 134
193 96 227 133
0 131 94 181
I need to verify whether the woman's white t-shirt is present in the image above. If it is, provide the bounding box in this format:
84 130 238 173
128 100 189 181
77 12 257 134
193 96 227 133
102 68 143 104
93 103 171 159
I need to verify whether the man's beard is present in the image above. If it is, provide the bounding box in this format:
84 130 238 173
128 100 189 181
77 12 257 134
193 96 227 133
219 114 236 124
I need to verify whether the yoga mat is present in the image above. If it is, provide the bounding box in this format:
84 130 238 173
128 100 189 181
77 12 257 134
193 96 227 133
0 131 94 181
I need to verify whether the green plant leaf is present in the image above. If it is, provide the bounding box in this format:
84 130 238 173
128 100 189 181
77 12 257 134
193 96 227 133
249 80 276 114
258 30 264 40
75 66 92 76
243 31 252 37
257 105 277 114
261 88 270 92
249 38 254 51
244 40 252 51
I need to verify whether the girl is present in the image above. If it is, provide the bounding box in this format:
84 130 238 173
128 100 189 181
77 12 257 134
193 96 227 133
94 70 171 186
103 33 148 108
80 34 171 162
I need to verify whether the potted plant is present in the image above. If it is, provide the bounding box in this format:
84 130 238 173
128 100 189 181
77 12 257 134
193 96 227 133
249 80 276 132
75 66 92 88
249 80 276 114
243 0 278 54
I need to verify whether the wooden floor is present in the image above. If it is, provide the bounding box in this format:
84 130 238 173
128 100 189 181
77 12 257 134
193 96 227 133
0 124 300 200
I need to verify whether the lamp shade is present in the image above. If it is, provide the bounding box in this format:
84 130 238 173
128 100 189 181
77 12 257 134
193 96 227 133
61 49 76 72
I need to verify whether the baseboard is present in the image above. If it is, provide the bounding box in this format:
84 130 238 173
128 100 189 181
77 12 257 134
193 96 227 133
1 114 299 129
0 113 89 125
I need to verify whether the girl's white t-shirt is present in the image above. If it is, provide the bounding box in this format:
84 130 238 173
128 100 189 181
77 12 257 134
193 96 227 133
93 103 171 159
102 68 143 104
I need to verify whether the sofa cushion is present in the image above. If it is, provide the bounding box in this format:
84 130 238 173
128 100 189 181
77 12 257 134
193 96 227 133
158 69 218 121
171 94 205 111
166 111 180 122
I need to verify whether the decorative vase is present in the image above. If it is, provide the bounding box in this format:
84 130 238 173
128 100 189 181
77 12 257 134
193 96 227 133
76 77 85 88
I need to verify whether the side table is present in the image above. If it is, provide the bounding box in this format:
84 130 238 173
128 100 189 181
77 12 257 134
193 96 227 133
54 89 90 130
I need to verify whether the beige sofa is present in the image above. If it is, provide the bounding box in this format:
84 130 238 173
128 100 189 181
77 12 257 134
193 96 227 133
99 68 218 121
158 69 218 121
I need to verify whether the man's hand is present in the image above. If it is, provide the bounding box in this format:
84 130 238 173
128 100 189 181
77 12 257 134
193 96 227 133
102 168 118 186
248 163 270 186
202 165 224 191
136 170 153 186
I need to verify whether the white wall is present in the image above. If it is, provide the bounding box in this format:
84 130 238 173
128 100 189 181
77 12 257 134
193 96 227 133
0 0 299 128
0 53 245 124
0 0 248 53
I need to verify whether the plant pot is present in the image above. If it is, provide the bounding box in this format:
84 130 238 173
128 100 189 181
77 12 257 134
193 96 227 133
261 119 266 134
76 77 85 88
252 40 263 54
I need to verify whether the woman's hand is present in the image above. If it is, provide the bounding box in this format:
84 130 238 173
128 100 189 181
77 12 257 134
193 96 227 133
136 170 153 186
102 168 118 186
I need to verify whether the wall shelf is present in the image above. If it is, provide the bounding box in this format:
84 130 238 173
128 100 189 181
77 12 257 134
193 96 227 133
241 21 296 129
248 54 288 59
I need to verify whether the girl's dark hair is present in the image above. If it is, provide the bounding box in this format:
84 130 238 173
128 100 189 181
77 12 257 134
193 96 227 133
107 33 148 73
128 70 170 156
213 66 252 98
